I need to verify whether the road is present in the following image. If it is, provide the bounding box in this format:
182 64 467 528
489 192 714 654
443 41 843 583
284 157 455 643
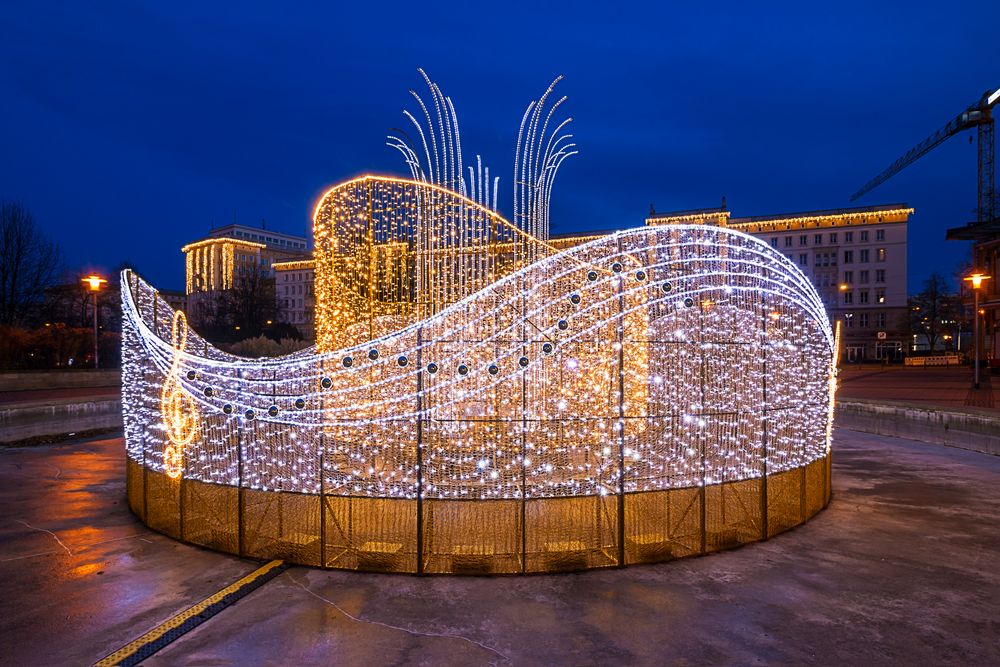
1 430 999 666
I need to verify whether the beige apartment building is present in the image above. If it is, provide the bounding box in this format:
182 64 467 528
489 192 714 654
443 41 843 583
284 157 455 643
182 223 309 327
273 259 316 340
644 203 911 361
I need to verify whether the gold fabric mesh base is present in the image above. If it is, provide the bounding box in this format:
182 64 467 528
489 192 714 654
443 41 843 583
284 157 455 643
126 454 830 574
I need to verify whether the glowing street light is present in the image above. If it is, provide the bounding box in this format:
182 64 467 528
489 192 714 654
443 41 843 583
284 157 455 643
963 272 991 389
81 274 107 369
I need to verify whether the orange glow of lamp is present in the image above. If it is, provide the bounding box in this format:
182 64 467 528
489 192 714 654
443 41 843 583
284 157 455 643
963 272 991 390
81 274 107 368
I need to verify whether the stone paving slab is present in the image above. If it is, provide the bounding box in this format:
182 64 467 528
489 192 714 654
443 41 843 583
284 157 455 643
838 365 996 411
2 431 999 666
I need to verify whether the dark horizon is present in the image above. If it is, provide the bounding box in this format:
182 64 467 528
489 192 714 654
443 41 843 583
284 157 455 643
2 1 998 292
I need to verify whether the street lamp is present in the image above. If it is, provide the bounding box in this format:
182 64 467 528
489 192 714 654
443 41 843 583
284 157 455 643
81 274 107 369
963 272 992 390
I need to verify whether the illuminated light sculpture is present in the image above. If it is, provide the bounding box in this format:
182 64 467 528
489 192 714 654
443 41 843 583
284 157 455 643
122 202 836 573
122 71 834 573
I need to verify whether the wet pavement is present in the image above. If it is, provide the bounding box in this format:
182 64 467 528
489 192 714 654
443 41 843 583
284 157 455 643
1 431 998 666
838 364 996 410
0 386 121 405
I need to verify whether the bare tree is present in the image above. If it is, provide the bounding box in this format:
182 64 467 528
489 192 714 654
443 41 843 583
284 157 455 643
0 200 62 325
193 262 289 343
909 273 963 353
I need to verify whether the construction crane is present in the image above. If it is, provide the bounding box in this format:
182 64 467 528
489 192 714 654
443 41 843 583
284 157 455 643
851 87 1000 233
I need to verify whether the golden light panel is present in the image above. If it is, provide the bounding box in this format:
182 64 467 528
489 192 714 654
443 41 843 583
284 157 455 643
121 176 836 574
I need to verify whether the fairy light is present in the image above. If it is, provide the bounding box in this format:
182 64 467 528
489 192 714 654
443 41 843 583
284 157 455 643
122 74 835 573
182 237 266 295
123 214 834 566
159 311 200 478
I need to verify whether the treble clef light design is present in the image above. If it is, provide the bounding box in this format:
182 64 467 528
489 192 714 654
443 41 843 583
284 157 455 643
160 310 200 479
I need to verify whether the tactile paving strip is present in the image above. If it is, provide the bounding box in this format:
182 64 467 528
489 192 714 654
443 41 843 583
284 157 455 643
94 559 286 666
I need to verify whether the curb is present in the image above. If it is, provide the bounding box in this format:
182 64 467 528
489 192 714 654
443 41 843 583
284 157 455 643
835 398 1000 456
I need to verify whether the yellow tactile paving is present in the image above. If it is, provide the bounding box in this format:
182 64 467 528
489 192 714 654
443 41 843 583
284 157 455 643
94 559 284 666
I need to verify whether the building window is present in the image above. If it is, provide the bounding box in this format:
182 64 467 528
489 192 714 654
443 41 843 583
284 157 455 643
860 249 870 263
859 313 869 328
860 230 869 242
860 270 869 283
830 232 838 243
845 313 855 328
844 292 853 305
797 253 807 266
770 238 778 248
845 232 853 243
860 291 869 304
876 229 885 241
876 269 886 283
844 250 854 264
800 235 808 246
814 234 823 245
877 289 885 304
876 312 886 328
844 270 853 284
877 248 886 262
785 237 793 247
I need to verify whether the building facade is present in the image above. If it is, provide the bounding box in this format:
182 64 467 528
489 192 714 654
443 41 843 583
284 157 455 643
182 223 309 327
646 203 911 361
273 259 316 340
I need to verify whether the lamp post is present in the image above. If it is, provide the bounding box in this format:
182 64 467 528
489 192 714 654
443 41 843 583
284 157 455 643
82 275 107 369
963 272 992 390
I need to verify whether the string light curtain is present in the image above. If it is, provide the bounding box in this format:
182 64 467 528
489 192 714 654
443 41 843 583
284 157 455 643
122 203 837 574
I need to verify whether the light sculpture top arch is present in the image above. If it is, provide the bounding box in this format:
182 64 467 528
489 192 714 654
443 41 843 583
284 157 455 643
311 175 560 351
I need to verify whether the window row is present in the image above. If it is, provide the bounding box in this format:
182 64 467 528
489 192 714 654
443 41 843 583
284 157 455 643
769 228 887 249
842 289 887 305
843 312 887 329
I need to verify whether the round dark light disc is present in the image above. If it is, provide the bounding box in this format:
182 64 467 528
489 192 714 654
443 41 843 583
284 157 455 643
397 355 408 367
542 342 554 354
342 356 354 368
569 293 581 305
557 319 569 330
245 409 256 421
587 270 598 282
321 377 332 389
636 270 647 281
457 364 469 376
684 297 695 308
612 262 623 273
204 386 214 397
427 362 438 374
294 398 306 409
223 403 233 414
518 356 529 368
367 349 379 360
186 370 197 381
488 364 499 375
662 281 673 293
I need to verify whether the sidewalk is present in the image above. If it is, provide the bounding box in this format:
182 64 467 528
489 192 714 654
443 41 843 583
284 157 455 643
838 364 996 411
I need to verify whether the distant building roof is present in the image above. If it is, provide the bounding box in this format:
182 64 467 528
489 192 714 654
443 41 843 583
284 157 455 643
729 203 911 225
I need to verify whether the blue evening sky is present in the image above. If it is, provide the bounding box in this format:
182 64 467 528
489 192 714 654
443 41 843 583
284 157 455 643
1 1 997 291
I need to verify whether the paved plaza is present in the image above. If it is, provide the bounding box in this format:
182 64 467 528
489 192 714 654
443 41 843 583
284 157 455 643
1 429 998 666
839 364 996 410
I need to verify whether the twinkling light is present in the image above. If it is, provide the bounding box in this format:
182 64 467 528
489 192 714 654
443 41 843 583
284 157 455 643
159 311 200 478
122 76 835 573
124 212 834 501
